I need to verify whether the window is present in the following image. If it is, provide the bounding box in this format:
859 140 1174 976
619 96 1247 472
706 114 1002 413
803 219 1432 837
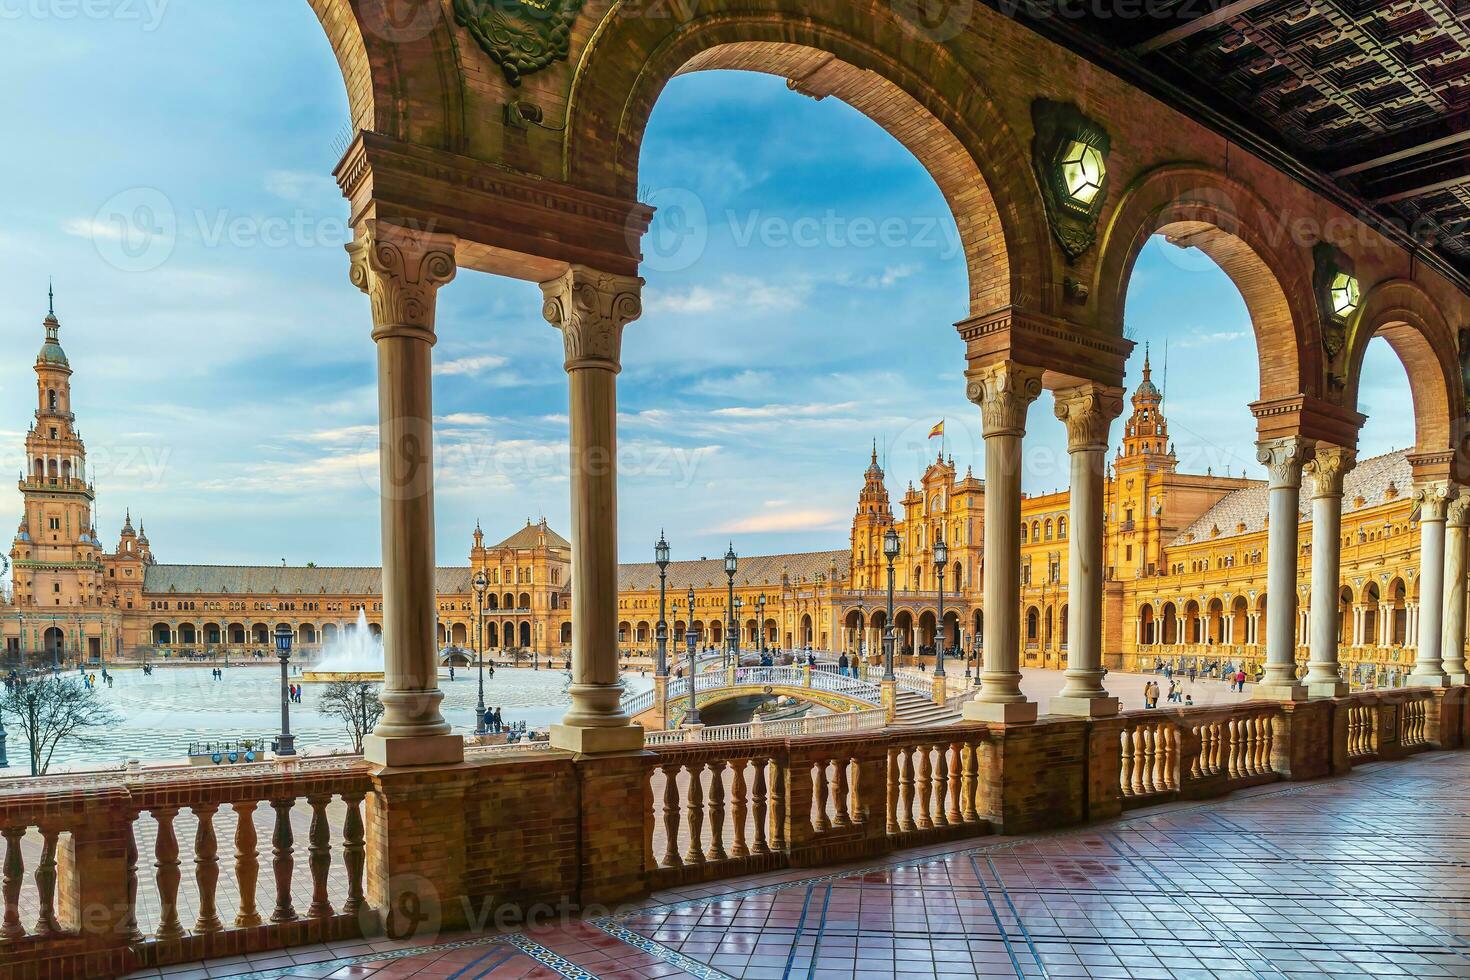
1125 545 1134 561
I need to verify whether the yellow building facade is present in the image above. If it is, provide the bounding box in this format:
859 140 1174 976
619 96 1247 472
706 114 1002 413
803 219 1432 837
0 313 1440 684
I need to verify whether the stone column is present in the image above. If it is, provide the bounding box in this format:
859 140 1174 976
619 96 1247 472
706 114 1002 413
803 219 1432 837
963 360 1042 724
1050 383 1123 718
1303 446 1353 698
542 265 646 753
1256 437 1310 700
347 220 462 767
1409 482 1454 687
1443 497 1470 685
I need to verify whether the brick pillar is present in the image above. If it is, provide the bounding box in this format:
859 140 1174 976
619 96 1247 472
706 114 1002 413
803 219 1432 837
974 718 1087 834
1272 700 1333 781
572 752 649 906
1083 717 1126 821
367 766 472 939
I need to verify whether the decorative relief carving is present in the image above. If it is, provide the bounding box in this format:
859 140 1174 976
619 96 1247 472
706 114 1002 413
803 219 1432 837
1053 384 1124 452
966 361 1043 437
1413 481 1456 522
1447 493 1470 528
1256 437 1312 490
540 266 644 371
1303 445 1356 499
346 221 458 338
452 0 584 86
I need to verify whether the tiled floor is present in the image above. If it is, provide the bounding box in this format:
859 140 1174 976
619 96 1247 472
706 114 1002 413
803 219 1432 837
126 751 1470 979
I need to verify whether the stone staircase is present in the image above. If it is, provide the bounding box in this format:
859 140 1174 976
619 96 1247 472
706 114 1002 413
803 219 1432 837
892 690 962 727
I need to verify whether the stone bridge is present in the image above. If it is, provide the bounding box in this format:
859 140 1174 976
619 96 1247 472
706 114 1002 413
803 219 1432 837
623 664 885 730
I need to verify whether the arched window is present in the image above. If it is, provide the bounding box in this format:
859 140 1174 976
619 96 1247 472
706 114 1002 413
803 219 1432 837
47 390 57 411
1058 517 1067 539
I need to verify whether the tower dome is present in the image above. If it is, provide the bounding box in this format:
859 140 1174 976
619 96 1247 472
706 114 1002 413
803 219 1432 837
37 285 69 369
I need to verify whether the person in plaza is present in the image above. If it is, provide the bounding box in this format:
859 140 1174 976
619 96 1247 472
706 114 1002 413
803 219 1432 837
838 651 849 677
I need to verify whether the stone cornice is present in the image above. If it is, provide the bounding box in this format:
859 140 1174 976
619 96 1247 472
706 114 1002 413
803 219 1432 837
334 132 654 281
1249 394 1366 448
955 306 1134 389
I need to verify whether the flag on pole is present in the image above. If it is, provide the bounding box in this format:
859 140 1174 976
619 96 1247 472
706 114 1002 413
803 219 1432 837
928 420 945 439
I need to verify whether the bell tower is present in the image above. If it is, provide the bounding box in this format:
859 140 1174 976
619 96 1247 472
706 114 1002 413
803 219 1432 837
850 443 895 590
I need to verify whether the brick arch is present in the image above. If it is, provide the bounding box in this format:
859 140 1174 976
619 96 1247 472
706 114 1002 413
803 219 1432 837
1342 278 1463 458
563 9 1053 315
1094 165 1319 403
306 0 463 146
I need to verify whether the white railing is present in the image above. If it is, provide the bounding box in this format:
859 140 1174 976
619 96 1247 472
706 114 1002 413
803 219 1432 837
809 669 883 703
621 688 656 716
644 708 886 745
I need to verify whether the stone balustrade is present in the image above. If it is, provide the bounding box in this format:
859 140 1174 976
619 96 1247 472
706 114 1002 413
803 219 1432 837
0 686 1464 978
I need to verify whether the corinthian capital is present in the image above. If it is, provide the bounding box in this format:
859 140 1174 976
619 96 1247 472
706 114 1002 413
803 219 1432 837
965 360 1043 438
1256 436 1312 490
540 265 644 372
1448 493 1470 528
1303 444 1356 499
1053 383 1124 453
1413 480 1456 522
346 220 458 342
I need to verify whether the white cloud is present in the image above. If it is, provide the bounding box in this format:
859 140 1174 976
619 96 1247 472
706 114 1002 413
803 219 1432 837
436 413 493 427
645 276 809 315
62 218 123 241
1176 329 1249 349
711 401 861 420
263 170 341 205
714 507 847 534
434 354 509 377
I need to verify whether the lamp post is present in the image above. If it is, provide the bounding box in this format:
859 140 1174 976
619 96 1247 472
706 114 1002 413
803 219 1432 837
855 595 866 668
883 527 900 681
0 705 8 769
685 585 700 726
757 593 767 653
655 532 670 678
733 596 744 661
274 624 295 758
933 534 948 678
357 681 370 751
724 544 738 668
472 570 489 735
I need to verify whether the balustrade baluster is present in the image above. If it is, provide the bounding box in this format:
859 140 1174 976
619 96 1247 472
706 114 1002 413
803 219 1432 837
1226 719 1242 779
1120 729 1136 797
812 763 832 833
769 758 788 852
960 743 977 823
307 796 334 918
886 748 900 834
192 804 223 934
153 808 185 941
1130 729 1147 795
32 827 59 936
658 767 683 868
1162 726 1178 790
269 799 297 924
1142 727 1159 794
232 801 263 928
931 746 949 827
1248 716 1263 774
123 820 142 942
0 827 23 941
914 747 933 830
683 766 706 865
831 759 851 828
341 792 366 916
945 743 963 824
706 763 728 862
729 759 749 859
750 761 770 855
897 747 915 831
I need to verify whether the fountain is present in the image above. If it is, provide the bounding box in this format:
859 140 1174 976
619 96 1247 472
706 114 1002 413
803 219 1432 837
303 609 385 683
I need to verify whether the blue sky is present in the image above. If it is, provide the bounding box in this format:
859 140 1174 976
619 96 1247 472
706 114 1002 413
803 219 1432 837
0 2 1413 572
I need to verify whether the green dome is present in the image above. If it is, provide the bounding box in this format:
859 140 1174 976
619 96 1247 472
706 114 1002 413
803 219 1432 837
37 315 68 367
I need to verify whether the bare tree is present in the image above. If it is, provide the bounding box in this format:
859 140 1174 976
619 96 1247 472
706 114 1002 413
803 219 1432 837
317 680 384 753
1 676 120 776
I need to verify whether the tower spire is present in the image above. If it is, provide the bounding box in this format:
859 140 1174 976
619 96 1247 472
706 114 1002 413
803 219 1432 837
47 279 54 317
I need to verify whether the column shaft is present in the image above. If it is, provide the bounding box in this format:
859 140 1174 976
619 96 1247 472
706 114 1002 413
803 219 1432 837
347 221 461 766
1443 499 1469 684
1257 438 1309 700
542 266 646 753
1410 483 1454 687
963 362 1041 724
1051 384 1122 718
1304 447 1353 697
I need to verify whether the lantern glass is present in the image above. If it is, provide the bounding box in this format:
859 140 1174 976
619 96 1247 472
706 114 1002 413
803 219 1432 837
655 532 670 567
1329 271 1359 317
883 527 901 560
724 545 738 575
1059 140 1104 206
934 538 949 567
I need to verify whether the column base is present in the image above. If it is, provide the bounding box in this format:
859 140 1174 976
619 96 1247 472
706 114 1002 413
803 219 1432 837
1048 695 1119 718
1406 671 1450 688
364 733 464 768
1307 681 1349 699
963 700 1037 724
1254 682 1307 702
1450 673 1468 686
550 723 645 754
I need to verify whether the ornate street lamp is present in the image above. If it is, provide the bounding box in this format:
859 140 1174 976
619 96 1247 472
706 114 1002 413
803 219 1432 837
685 585 700 726
757 593 767 652
724 544 738 668
733 596 744 660
933 534 948 679
472 570 489 735
0 705 8 769
655 531 671 678
357 681 370 749
883 527 900 681
855 595 866 668
274 623 296 758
